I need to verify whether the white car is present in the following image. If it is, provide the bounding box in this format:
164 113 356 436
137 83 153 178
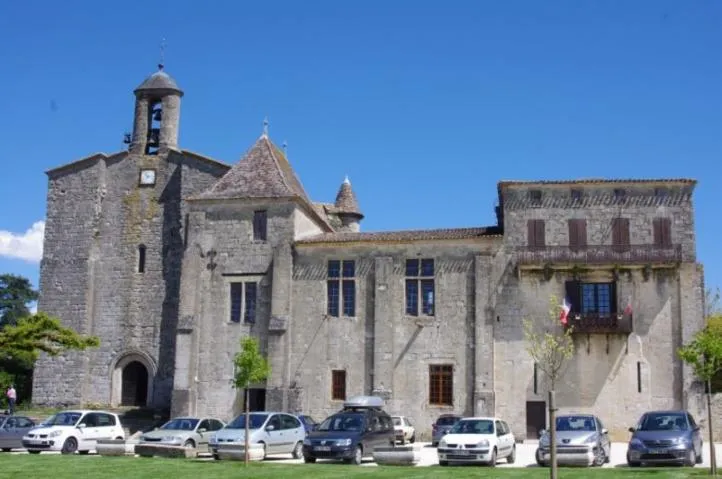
437 416 516 466
391 416 416 444
22 410 125 454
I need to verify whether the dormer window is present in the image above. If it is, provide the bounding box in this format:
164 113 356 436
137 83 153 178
528 190 542 207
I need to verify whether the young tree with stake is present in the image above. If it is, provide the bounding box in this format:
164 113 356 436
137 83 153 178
231 336 271 465
523 295 575 479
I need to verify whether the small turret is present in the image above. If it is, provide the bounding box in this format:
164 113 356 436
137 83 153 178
334 176 363 232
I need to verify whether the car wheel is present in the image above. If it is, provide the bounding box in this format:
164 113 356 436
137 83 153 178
352 445 363 465
626 452 640 467
488 447 497 467
259 442 267 460
439 460 448 466
410 433 416 444
212 453 219 460
303 455 317 463
593 446 606 467
61 437 78 455
183 440 195 449
432 441 438 447
535 448 544 466
78 450 89 455
114 436 123 441
696 450 703 464
685 448 696 467
507 445 516 464
28 450 41 455
292 441 303 459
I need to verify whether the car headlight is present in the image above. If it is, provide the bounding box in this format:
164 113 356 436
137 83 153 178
48 430 62 438
475 439 489 448
439 440 447 448
336 438 352 447
585 435 598 444
629 438 644 448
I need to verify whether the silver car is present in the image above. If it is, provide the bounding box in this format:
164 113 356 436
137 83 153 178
139 417 225 451
209 412 305 460
536 414 611 467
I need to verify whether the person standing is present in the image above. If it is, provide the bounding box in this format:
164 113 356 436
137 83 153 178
6 385 16 415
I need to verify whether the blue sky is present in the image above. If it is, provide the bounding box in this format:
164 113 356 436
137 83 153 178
0 1 720 295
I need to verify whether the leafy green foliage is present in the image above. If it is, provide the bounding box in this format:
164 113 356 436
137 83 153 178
231 337 271 390
522 295 575 390
0 274 38 327
0 312 100 362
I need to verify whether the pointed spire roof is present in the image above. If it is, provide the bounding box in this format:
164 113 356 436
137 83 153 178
334 176 363 218
195 135 332 229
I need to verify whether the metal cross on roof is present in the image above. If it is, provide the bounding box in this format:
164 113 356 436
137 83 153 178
263 116 269 136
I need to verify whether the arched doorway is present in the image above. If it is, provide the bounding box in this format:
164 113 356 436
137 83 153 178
121 361 149 406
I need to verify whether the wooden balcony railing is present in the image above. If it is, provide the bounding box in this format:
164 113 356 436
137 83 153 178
516 244 682 266
564 312 633 334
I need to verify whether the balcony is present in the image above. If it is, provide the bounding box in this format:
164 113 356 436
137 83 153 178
564 312 633 334
516 244 682 267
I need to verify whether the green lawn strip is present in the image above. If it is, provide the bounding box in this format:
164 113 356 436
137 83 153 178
0 455 711 479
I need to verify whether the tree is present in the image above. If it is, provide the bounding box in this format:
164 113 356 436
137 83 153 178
678 286 722 478
231 336 271 465
0 274 38 327
523 295 575 479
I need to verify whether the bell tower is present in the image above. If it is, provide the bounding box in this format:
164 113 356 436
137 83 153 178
130 62 184 155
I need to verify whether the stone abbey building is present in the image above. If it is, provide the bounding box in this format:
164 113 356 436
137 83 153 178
33 64 706 440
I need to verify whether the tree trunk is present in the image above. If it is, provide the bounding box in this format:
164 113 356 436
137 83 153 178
549 390 558 479
707 380 717 477
245 387 250 466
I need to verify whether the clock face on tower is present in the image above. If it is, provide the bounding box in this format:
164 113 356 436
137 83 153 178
139 169 156 186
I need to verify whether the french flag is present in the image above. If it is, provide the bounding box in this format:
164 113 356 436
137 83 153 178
560 297 572 325
623 297 633 316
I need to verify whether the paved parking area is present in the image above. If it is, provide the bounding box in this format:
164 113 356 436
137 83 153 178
8 442 722 468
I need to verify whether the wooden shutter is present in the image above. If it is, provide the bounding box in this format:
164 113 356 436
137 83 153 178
535 220 545 247
612 218 630 250
610 282 618 315
527 220 536 247
654 218 671 247
568 220 578 249
564 281 580 314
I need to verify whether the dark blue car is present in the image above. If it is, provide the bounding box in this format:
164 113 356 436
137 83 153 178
298 415 319 434
626 410 703 467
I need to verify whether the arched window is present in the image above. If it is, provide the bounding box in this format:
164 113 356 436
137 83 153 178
138 244 146 273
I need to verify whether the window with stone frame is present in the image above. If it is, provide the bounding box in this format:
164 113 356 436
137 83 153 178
565 280 617 318
653 217 672 247
253 210 267 241
137 244 147 273
229 281 258 324
527 219 545 249
331 370 347 400
406 259 435 316
327 260 356 317
429 364 453 406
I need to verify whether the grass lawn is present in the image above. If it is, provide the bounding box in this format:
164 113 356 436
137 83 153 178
0 455 711 479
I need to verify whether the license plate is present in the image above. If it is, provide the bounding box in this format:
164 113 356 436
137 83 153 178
454 450 470 455
649 448 669 454
315 446 331 451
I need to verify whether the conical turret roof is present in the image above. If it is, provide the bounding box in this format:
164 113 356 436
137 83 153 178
334 176 363 218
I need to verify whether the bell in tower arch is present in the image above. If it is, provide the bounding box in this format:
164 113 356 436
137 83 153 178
152 107 162 121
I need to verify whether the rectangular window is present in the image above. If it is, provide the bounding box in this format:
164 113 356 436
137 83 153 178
429 364 453 406
613 188 626 203
566 281 617 317
244 282 257 323
653 217 672 247
611 217 630 252
529 190 542 207
230 281 258 324
331 370 346 400
253 210 267 241
527 219 546 248
533 363 538 395
568 219 587 250
138 244 146 273
327 260 355 317
406 259 435 316
570 189 583 203
637 362 642 393
230 283 243 323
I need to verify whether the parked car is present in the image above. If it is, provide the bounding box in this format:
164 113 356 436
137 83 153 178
626 410 703 467
391 416 416 444
209 412 305 460
302 396 395 465
139 416 225 451
437 416 516 466
0 415 37 452
297 415 319 434
536 414 611 467
22 410 124 454
432 414 462 447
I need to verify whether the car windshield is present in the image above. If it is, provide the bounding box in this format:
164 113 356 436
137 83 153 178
392 417 402 426
318 413 365 432
436 416 460 426
556 416 596 432
227 414 268 430
161 418 199 431
301 416 317 425
638 413 688 431
450 419 494 434
44 412 82 426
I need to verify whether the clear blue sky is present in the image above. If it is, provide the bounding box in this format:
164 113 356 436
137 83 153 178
0 0 720 295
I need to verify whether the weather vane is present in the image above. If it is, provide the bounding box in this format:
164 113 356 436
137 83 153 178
159 38 167 69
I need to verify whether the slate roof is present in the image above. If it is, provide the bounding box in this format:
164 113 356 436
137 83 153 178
296 226 502 244
498 178 697 191
334 177 363 217
194 135 333 230
134 65 183 96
